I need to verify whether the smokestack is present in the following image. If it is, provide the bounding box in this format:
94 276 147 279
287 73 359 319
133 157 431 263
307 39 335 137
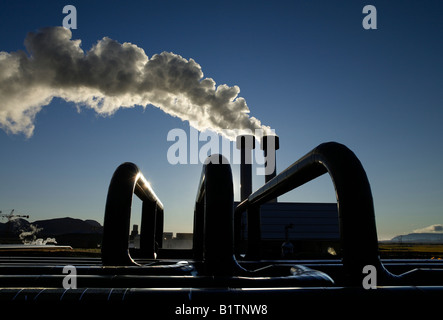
261 134 280 202
236 135 255 201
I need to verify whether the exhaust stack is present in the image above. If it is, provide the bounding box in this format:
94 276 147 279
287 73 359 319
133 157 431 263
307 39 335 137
236 135 256 201
261 135 280 202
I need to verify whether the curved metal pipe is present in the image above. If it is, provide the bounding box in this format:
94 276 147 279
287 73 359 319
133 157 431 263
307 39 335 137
102 162 164 266
235 142 398 285
194 154 245 275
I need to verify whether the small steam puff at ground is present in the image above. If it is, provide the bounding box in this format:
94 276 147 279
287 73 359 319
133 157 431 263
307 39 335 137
17 222 57 245
0 27 271 140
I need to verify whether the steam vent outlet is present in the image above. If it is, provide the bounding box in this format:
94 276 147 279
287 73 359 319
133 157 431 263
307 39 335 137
236 135 255 202
261 134 279 202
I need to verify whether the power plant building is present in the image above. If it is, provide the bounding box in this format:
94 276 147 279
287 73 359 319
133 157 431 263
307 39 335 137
235 134 340 258
236 201 339 258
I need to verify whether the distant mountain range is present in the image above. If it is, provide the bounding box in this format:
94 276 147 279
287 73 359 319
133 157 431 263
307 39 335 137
0 217 103 247
4 218 440 246
389 233 443 244
33 217 103 235
0 217 103 235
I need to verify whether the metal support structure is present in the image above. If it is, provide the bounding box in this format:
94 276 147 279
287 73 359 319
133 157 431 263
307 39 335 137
235 142 397 285
102 162 164 266
4 142 443 303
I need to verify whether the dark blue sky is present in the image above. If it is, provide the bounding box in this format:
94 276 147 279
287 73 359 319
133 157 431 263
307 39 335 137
0 1 442 239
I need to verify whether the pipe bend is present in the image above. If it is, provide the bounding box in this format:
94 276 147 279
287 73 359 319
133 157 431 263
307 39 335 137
102 162 164 266
235 142 398 285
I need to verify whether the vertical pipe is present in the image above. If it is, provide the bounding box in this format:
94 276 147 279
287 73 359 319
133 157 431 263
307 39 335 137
235 135 255 258
246 205 261 259
261 135 280 202
202 154 236 275
193 200 204 260
102 163 140 266
140 201 157 259
155 205 164 249
234 206 242 258
236 135 255 201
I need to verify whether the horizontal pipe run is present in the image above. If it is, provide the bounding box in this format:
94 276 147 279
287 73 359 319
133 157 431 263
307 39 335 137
2 286 443 303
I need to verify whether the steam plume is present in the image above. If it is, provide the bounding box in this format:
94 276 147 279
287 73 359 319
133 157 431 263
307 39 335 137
18 224 57 245
18 224 42 242
0 27 270 139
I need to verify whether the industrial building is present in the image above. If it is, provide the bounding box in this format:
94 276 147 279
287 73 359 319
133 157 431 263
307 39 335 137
234 135 340 259
236 201 339 259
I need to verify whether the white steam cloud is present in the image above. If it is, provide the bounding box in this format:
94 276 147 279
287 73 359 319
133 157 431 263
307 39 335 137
0 27 271 140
